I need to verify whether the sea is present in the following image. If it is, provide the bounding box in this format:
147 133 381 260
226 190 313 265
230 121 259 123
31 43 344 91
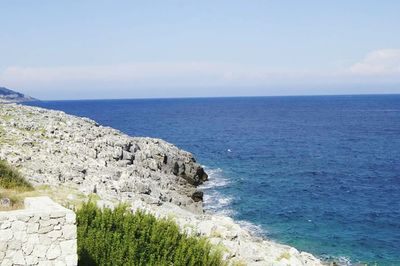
26 95 400 265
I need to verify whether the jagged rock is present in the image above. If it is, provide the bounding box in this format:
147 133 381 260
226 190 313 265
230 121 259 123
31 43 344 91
191 191 204 202
0 104 208 213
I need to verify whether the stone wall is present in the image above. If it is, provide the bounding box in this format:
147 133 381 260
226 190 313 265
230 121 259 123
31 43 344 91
0 197 77 266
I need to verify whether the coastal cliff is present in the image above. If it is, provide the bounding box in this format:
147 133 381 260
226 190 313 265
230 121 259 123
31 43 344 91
0 104 206 213
0 87 36 103
0 103 323 265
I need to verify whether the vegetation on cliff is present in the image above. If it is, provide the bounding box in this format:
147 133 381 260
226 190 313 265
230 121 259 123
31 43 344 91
77 202 225 266
0 160 33 190
0 160 33 210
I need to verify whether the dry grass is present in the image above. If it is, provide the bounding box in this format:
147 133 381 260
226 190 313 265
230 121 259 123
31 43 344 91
0 189 25 211
0 160 34 211
0 160 33 190
0 160 104 212
24 185 93 210
0 184 98 212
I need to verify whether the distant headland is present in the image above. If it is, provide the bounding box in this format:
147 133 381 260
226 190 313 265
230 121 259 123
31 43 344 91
0 86 37 103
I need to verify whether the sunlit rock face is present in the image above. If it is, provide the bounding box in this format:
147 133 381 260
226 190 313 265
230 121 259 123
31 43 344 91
0 103 207 213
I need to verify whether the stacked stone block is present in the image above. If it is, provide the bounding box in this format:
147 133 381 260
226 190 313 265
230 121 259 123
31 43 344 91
0 197 77 266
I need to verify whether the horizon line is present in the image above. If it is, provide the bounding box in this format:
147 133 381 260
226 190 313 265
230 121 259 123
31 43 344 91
30 92 400 102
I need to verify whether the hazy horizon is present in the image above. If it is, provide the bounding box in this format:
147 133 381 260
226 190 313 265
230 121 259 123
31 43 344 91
20 91 400 102
1 1 400 100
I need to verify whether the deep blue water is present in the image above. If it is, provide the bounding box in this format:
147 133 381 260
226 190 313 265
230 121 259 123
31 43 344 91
26 95 400 265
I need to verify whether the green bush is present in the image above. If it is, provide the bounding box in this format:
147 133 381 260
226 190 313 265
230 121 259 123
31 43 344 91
77 202 225 266
0 160 32 190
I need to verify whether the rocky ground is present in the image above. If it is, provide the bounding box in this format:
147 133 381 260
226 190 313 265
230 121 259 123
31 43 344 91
0 103 324 266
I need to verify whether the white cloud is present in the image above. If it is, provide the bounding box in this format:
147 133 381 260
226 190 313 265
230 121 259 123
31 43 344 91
1 49 400 99
1 62 232 84
0 62 315 89
350 49 400 75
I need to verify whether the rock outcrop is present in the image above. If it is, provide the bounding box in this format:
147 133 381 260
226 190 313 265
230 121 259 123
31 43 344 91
0 103 207 213
127 199 323 266
0 103 324 265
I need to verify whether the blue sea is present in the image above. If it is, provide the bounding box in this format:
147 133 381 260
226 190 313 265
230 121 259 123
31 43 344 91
26 95 400 265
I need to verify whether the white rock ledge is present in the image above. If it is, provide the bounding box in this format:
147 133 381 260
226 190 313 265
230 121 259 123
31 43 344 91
0 197 77 266
128 199 324 266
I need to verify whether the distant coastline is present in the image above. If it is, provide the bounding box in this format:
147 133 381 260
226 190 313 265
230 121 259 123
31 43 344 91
0 86 37 103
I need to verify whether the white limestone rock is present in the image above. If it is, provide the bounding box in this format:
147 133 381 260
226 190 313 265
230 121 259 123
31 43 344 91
25 255 39 265
60 240 77 256
0 104 207 213
0 229 13 242
0 221 11 230
12 250 26 265
47 243 61 260
32 244 48 258
1 258 12 266
27 222 39 234
62 224 76 240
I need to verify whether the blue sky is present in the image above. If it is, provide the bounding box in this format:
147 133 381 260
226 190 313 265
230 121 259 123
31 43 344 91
1 1 400 100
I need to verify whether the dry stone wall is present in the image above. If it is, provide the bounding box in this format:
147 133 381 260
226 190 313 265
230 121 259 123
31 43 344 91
0 197 77 266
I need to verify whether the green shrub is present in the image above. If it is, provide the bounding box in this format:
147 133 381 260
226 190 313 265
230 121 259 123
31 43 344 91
77 202 225 266
0 160 32 190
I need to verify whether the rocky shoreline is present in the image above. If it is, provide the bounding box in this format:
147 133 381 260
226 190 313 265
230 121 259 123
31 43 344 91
0 103 324 265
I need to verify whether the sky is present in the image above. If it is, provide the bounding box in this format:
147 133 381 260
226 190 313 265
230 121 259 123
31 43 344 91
1 0 400 100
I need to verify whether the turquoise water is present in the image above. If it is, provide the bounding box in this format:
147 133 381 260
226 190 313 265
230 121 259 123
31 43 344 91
27 95 400 265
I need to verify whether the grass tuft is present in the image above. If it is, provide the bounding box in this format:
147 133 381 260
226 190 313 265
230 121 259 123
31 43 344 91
0 160 33 191
0 160 33 211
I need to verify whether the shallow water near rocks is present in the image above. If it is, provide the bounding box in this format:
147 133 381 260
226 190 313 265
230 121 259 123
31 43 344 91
27 95 400 265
